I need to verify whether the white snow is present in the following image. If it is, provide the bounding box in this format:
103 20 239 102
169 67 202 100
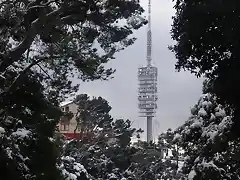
207 130 218 140
48 137 55 142
7 37 19 50
108 173 117 178
0 126 5 136
66 173 77 180
190 121 202 128
194 157 200 164
25 107 32 115
210 113 216 120
188 169 196 179
73 162 88 174
0 73 6 80
60 100 73 107
12 128 31 139
214 153 222 161
177 160 184 172
93 125 103 131
218 116 232 132
61 156 75 161
198 108 207 117
202 101 212 109
215 109 226 117
173 133 181 141
59 156 89 180
6 147 13 159
177 93 235 180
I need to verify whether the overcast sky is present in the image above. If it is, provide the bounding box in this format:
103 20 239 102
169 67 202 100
75 0 203 140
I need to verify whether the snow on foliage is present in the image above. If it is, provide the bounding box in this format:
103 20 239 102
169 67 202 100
0 126 5 136
198 108 207 117
108 173 117 179
12 128 31 139
59 155 90 180
175 93 240 179
173 133 181 142
180 93 232 143
60 100 73 107
0 0 147 178
57 118 177 180
188 169 196 179
7 37 19 50
0 124 34 179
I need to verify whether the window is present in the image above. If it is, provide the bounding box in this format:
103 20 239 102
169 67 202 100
64 124 69 131
61 124 69 131
65 106 69 112
60 124 64 131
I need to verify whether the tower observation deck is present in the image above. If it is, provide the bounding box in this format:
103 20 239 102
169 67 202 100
137 0 158 143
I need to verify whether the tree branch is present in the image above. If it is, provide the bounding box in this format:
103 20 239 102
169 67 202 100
6 58 43 93
27 0 57 12
36 63 53 80
0 7 63 72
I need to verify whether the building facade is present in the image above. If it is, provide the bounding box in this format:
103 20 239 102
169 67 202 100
58 101 81 139
57 100 114 142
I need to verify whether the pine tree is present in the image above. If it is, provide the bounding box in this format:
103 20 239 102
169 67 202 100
157 129 185 179
170 0 240 136
0 0 146 179
74 94 113 141
176 93 240 179
57 95 184 180
58 119 142 179
57 95 142 179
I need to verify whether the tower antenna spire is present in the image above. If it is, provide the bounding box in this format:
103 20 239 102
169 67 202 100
147 0 152 66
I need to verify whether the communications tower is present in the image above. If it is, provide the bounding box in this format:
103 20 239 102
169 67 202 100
138 0 158 143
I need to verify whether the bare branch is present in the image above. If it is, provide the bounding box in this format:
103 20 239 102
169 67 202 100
36 63 53 80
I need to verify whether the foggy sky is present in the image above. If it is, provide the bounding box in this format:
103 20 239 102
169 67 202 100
74 0 203 140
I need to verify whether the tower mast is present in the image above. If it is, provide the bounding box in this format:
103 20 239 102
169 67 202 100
138 0 158 143
147 0 152 66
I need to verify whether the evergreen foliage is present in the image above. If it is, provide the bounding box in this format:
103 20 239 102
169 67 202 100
0 0 146 179
170 0 240 136
58 95 186 180
175 93 240 179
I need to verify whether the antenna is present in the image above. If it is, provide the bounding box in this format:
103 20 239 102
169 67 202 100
138 0 158 143
147 0 152 66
